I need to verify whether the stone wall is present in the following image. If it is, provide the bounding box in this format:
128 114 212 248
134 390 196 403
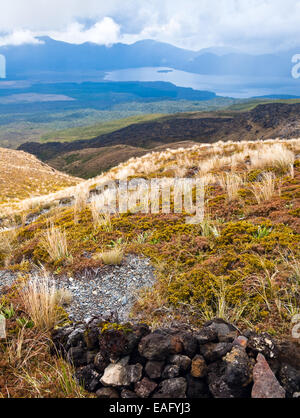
51 317 300 399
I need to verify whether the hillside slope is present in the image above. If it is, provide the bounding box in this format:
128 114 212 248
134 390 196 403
0 148 81 207
0 138 299 398
19 103 300 177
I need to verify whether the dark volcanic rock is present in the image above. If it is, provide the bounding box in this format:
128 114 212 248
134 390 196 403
51 326 75 354
169 355 192 373
246 332 278 360
121 389 138 398
67 346 87 367
203 319 238 343
279 364 300 397
145 361 165 380
94 352 110 374
75 365 101 392
199 342 233 363
178 332 198 358
223 346 253 389
162 365 180 379
135 377 158 398
99 324 150 362
96 387 119 398
51 317 297 399
195 327 218 345
186 375 210 398
154 378 187 398
138 330 183 361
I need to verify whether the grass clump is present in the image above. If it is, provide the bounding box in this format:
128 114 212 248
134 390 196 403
250 172 277 203
96 247 124 266
219 173 244 201
18 273 70 331
40 223 71 263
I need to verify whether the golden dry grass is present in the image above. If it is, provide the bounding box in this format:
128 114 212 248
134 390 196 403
40 223 70 262
19 273 70 331
250 172 277 203
94 246 124 265
0 148 80 206
219 173 244 201
1 138 299 220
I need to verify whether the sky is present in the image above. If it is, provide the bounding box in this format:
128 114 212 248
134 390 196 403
0 0 300 53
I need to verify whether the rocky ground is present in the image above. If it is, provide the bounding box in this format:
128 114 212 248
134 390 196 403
0 256 155 322
57 256 155 322
52 317 300 399
0 270 17 294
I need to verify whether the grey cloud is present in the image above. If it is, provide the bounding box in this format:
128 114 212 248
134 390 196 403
0 0 300 52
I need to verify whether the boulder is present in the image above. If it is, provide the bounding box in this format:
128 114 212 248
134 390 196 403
178 332 198 358
186 375 210 398
145 361 164 380
203 319 238 342
99 323 150 362
191 355 207 378
246 332 278 359
121 389 138 398
94 352 110 374
195 327 218 345
279 364 300 397
169 355 192 372
67 345 87 367
154 378 187 398
135 378 158 398
100 357 143 387
51 325 75 353
199 342 233 363
67 327 85 348
75 365 101 392
223 345 253 389
162 365 180 379
96 387 119 398
138 331 182 361
252 354 285 398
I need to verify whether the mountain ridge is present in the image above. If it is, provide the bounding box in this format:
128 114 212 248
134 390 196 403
18 102 300 177
0 37 298 80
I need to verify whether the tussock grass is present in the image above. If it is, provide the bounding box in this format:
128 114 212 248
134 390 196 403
94 245 124 265
73 184 89 221
90 199 113 231
14 356 88 398
2 138 299 220
2 327 89 397
219 173 244 201
40 224 70 262
100 248 124 265
5 327 49 369
0 229 17 267
19 273 69 331
250 172 277 204
250 143 295 173
198 276 248 324
199 218 220 238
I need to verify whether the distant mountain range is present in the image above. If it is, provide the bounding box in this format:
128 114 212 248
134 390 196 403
0 37 298 80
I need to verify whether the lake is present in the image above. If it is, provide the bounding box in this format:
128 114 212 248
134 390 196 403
104 67 300 99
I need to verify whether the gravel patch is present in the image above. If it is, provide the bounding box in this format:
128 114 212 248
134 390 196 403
0 256 156 323
0 270 17 294
57 255 155 322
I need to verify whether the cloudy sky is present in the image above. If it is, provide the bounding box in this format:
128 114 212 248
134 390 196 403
0 0 300 52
